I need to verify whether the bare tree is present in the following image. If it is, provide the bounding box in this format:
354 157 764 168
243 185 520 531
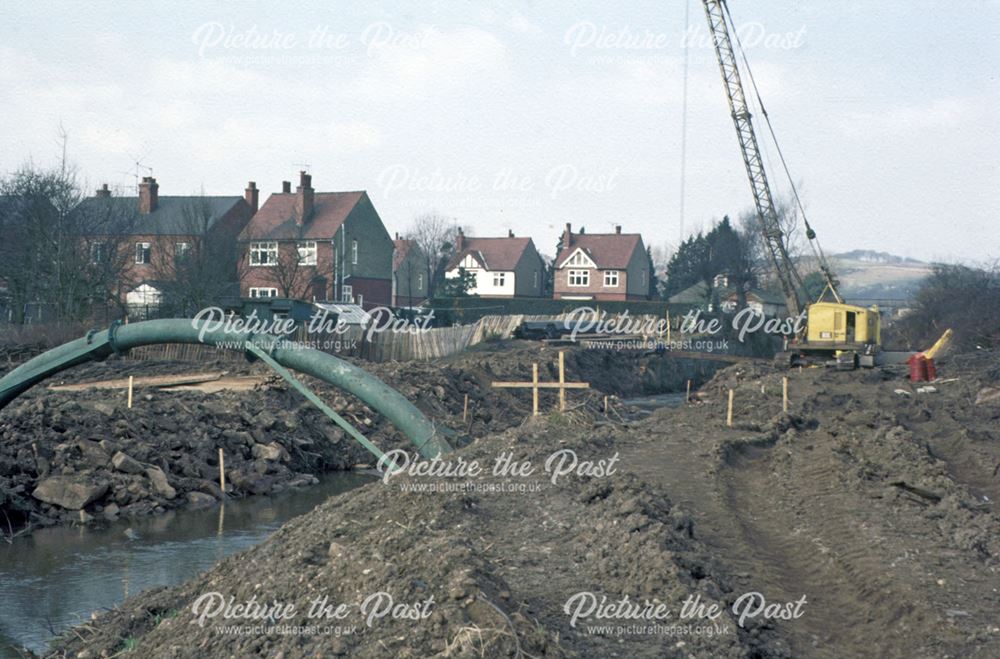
407 212 460 297
0 153 136 323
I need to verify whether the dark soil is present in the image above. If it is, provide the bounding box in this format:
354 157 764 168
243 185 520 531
0 343 712 534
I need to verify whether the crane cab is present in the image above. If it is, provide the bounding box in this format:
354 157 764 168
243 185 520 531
802 302 881 366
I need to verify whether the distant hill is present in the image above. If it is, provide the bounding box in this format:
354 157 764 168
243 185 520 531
803 251 933 302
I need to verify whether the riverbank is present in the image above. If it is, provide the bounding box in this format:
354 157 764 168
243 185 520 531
0 343 718 535
45 348 1000 657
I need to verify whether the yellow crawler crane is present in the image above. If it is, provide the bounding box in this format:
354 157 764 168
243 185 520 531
703 0 882 368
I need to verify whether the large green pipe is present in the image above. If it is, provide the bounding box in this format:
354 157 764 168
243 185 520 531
0 319 451 458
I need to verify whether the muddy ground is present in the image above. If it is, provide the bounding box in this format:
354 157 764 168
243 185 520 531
0 342 714 533
35 345 1000 657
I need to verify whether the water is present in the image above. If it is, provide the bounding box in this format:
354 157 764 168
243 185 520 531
620 392 687 411
0 472 371 656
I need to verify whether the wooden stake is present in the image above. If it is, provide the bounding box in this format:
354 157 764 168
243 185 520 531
127 376 134 409
558 351 566 412
532 363 539 416
726 388 734 427
782 376 789 413
463 393 469 422
686 379 691 403
604 395 609 415
218 448 226 494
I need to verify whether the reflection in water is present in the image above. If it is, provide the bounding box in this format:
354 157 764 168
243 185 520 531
0 472 370 655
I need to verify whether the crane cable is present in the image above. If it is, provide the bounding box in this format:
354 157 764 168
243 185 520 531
720 1 842 303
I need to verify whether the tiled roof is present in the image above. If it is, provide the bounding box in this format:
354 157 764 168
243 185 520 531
556 233 642 269
72 196 244 235
239 191 366 241
393 238 416 271
446 236 535 271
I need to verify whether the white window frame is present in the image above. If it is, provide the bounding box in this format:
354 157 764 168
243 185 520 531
351 239 358 265
135 242 151 265
341 284 353 303
568 269 590 287
249 287 278 298
493 272 506 287
249 241 278 266
603 270 619 287
175 241 191 262
417 273 424 289
297 240 317 266
89 241 104 264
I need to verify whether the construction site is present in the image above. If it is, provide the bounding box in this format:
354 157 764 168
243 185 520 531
2 1 999 658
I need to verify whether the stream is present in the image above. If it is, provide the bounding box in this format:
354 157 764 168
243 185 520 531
0 472 371 656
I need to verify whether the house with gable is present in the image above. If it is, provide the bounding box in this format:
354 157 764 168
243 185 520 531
238 171 394 308
443 229 545 298
552 223 650 301
392 234 429 307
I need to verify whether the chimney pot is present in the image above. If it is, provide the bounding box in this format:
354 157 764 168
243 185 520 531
138 176 158 214
508 229 514 238
282 180 291 194
95 183 111 198
562 223 572 249
455 228 464 251
579 226 585 235
615 225 621 234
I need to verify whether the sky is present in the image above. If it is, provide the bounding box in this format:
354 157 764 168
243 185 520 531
2 0 997 263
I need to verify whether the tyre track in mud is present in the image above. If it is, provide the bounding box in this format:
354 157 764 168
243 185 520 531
621 417 974 658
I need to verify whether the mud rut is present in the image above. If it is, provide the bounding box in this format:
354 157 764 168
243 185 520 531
622 427 970 658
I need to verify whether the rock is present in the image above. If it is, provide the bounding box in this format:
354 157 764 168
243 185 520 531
103 503 120 520
32 476 108 510
252 442 287 462
112 451 145 475
186 491 216 508
75 440 109 468
145 466 177 499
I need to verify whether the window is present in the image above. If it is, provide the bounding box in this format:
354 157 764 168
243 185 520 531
417 273 424 289
641 270 647 286
249 287 277 298
89 242 104 264
135 242 151 265
533 270 539 288
175 241 191 263
603 270 619 287
249 241 278 266
566 251 590 266
568 269 589 287
297 241 317 266
351 239 358 265
341 285 353 302
493 272 506 287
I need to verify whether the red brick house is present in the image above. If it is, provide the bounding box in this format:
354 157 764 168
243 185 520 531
392 235 428 307
238 172 393 308
75 177 256 312
444 229 545 298
552 223 650 301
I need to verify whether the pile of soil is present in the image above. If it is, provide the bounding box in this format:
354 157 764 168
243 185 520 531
48 414 788 658
0 344 713 534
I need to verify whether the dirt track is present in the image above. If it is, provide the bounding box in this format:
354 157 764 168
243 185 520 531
36 345 1000 657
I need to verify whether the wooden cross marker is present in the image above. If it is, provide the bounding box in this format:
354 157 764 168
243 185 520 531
492 351 589 416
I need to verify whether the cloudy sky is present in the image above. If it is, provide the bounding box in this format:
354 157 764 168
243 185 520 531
2 1 997 263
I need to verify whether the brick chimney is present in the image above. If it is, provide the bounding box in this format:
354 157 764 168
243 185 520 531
615 224 622 234
282 180 291 194
455 227 465 251
245 181 259 214
138 176 158 214
95 183 111 198
294 171 313 224
562 223 572 249
508 229 514 238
